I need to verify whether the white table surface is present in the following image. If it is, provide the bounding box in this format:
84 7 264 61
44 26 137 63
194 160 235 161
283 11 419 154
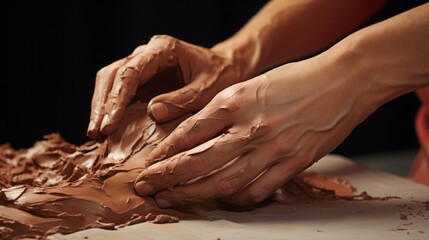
50 154 429 240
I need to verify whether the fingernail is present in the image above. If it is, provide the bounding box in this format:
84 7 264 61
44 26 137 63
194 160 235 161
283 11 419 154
100 114 118 135
156 198 172 208
87 130 98 140
100 114 110 130
86 122 98 139
87 121 95 131
149 103 168 121
134 181 154 196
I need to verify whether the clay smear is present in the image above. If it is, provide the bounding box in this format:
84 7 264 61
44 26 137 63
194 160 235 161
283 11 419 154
0 102 396 239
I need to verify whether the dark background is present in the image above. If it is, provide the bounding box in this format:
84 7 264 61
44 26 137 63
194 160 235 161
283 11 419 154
5 1 428 157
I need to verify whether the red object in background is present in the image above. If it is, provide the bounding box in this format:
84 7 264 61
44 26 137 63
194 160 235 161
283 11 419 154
410 86 429 185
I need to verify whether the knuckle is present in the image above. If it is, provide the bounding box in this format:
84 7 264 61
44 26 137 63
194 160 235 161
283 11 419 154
151 34 175 41
97 59 126 81
117 65 138 81
171 127 192 150
245 116 271 142
272 134 295 156
216 87 238 102
214 89 241 112
132 45 145 54
215 179 241 196
149 34 179 49
146 35 181 65
96 66 110 80
188 154 211 175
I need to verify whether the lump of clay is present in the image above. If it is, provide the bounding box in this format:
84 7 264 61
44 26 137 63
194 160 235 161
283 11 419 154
0 102 184 239
0 100 369 239
0 69 367 239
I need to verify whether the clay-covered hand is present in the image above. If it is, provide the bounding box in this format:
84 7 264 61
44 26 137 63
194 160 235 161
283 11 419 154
134 50 380 207
87 35 244 139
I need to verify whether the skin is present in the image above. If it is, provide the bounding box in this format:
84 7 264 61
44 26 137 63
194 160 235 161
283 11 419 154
87 0 385 139
87 35 243 139
134 3 429 207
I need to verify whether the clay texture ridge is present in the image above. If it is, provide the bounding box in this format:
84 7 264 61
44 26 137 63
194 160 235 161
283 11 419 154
0 101 378 239
0 102 184 239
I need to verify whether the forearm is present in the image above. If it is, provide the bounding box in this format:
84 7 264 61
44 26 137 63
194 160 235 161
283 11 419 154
212 0 386 79
135 2 429 206
338 2 429 106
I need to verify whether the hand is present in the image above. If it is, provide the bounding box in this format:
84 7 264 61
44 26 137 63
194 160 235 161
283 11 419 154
87 35 245 139
134 49 381 207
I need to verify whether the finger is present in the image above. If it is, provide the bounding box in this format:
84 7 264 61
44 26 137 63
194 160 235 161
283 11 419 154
134 132 249 196
146 102 234 165
146 36 223 122
87 45 147 139
151 149 271 208
100 39 181 135
224 157 307 206
87 58 128 139
147 78 217 122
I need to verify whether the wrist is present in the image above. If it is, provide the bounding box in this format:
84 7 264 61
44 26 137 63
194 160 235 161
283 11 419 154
339 10 429 105
297 37 387 124
211 34 263 81
328 33 403 112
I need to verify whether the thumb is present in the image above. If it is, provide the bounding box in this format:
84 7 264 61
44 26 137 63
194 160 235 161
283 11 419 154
148 83 213 122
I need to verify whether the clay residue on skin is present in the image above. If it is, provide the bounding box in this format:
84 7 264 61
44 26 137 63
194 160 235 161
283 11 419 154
0 105 397 240
145 35 240 115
